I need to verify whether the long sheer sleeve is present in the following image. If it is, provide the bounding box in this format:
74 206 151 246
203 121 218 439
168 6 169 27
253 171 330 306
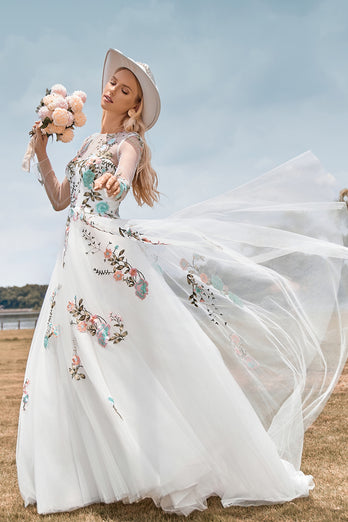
37 157 71 211
111 134 143 203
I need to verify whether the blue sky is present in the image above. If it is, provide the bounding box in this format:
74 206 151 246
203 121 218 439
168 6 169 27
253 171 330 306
1 0 348 286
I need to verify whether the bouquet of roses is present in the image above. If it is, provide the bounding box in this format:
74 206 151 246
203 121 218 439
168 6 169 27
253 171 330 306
22 83 87 172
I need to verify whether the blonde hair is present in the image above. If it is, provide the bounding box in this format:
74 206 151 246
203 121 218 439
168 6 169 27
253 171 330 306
117 67 161 207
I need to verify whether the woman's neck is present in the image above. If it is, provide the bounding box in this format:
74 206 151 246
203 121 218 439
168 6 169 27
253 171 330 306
100 111 124 134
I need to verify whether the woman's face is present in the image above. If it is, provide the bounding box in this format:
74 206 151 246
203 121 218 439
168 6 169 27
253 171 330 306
101 68 141 117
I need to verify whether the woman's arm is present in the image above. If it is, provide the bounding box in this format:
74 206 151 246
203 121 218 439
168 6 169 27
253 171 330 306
94 135 142 199
33 122 71 211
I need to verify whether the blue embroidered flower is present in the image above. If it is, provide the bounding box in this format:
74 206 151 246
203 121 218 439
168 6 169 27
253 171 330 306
135 278 149 300
107 137 116 145
211 274 224 291
228 292 243 306
95 201 109 215
44 335 49 348
83 169 95 189
96 324 110 347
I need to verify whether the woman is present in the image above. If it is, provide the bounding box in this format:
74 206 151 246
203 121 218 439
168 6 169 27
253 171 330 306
16 48 348 517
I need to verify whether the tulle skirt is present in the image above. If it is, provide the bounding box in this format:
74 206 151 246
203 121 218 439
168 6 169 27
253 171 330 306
16 151 348 516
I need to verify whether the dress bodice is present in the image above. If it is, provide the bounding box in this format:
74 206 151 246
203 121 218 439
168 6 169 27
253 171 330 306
65 131 143 219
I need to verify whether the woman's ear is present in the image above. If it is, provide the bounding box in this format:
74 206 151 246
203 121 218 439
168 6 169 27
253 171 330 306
133 101 141 113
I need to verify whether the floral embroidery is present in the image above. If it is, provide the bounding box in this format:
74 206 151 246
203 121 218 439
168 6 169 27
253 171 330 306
82 229 149 300
180 253 258 369
82 169 95 189
22 378 30 411
68 336 86 380
95 201 110 215
68 296 128 346
180 254 244 308
229 333 259 369
44 286 60 348
119 225 167 245
108 396 123 420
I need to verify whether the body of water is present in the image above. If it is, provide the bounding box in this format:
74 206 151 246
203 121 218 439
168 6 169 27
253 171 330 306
0 310 40 330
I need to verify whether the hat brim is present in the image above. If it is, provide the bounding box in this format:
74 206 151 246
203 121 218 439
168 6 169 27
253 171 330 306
102 48 161 131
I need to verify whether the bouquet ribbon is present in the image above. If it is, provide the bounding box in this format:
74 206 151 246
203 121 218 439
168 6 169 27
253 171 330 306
22 136 36 172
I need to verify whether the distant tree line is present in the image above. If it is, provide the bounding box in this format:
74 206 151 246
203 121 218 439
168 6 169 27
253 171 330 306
0 284 48 310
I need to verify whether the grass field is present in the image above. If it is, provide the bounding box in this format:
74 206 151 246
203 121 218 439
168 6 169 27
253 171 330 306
1 329 347 521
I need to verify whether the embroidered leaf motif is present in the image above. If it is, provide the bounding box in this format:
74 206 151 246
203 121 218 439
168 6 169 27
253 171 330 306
68 336 86 380
67 296 128 346
22 378 30 411
181 254 259 369
82 229 149 300
44 285 61 348
119 225 167 245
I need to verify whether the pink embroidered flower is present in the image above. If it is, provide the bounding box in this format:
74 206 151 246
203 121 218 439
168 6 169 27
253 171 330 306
129 267 138 277
113 270 123 281
74 111 87 127
104 248 112 259
72 90 87 103
230 333 241 345
52 108 70 127
180 258 189 270
200 273 209 283
90 315 98 324
72 354 81 365
67 301 74 311
77 321 87 332
51 84 67 97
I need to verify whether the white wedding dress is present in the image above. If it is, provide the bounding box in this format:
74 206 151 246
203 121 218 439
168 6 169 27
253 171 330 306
16 131 348 516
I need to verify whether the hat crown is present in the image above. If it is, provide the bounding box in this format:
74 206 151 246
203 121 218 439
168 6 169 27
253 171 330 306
136 62 157 86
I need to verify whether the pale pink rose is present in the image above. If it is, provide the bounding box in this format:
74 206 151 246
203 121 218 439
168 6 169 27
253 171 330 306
73 111 87 127
52 108 70 127
43 94 57 109
72 90 87 103
129 267 138 277
49 95 68 111
38 106 53 120
66 111 74 126
58 128 74 143
67 95 83 113
43 123 65 135
51 84 67 97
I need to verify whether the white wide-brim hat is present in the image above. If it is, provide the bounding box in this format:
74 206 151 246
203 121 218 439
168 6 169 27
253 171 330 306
102 48 161 131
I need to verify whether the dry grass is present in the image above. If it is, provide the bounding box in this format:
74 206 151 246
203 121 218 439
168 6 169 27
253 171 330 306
1 329 347 522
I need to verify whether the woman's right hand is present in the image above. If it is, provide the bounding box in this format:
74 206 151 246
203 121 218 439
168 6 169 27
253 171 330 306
32 121 49 161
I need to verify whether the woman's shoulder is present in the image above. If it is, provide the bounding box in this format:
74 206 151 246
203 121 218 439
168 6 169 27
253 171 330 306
118 131 144 150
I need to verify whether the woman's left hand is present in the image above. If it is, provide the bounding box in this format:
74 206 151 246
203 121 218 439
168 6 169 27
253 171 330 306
94 172 121 198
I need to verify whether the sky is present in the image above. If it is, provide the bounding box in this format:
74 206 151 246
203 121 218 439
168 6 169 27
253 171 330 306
1 0 348 286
